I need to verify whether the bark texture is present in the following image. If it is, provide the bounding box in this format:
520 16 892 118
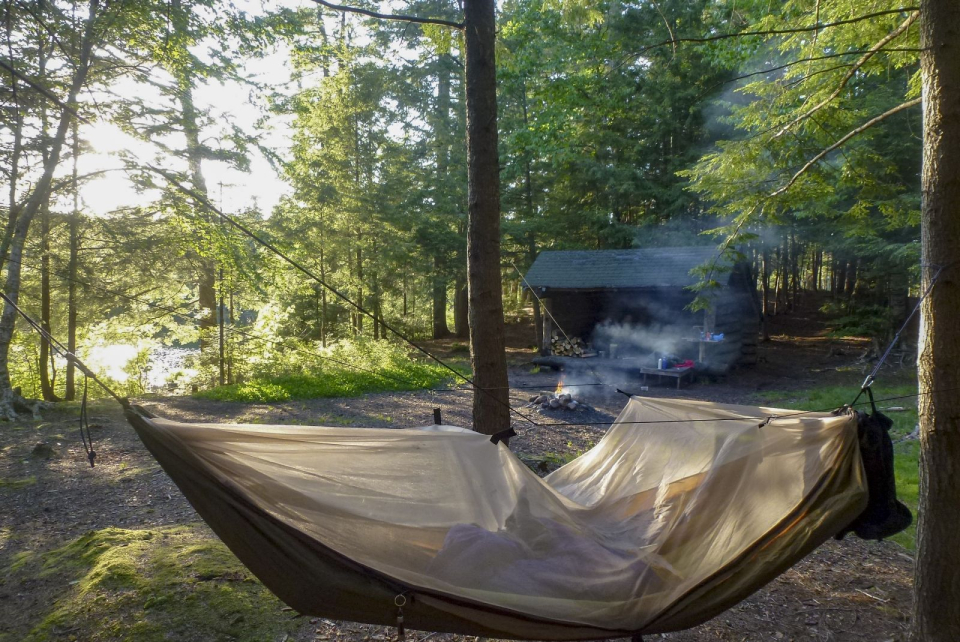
177 73 217 353
914 1 960 639
463 0 510 435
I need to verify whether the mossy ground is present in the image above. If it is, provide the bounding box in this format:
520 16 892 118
7 525 300 642
755 381 919 550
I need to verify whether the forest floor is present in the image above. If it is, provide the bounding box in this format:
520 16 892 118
0 298 918 642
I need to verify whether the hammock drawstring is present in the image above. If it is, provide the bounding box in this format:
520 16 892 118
78 375 96 467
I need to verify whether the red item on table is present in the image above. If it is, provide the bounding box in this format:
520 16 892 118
674 359 694 369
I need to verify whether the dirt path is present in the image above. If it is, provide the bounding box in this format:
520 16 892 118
0 309 916 642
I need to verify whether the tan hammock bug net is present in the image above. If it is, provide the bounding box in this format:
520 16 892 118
126 396 869 640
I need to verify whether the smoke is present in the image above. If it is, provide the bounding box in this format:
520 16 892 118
591 319 692 360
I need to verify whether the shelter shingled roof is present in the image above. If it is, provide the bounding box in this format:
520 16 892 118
523 246 730 290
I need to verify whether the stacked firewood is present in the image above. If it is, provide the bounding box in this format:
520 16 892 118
550 333 586 356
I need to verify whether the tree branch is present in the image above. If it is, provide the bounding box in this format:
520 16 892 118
770 97 922 198
716 47 925 89
773 10 919 139
636 7 919 54
307 0 463 30
0 57 92 124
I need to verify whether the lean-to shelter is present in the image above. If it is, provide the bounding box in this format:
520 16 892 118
524 247 760 374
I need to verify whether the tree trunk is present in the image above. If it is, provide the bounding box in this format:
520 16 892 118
790 232 800 305
318 242 328 347
65 119 79 401
454 275 468 338
37 32 59 402
218 267 226 386
355 243 363 336
0 0 98 412
432 256 450 339
464 0 510 435
774 243 785 314
833 259 844 297
373 269 381 340
761 248 771 342
177 85 216 352
171 0 217 359
39 197 59 401
914 1 960 638
2 0 24 269
845 258 858 299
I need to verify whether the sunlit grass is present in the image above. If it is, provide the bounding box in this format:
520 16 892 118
196 339 460 403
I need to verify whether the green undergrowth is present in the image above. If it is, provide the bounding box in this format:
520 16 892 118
10 525 300 642
195 339 459 402
754 382 919 550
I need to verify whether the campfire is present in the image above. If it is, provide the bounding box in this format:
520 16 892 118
527 379 582 411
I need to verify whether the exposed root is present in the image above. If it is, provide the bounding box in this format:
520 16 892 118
0 388 49 421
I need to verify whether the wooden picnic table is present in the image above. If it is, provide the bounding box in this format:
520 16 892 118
640 366 694 390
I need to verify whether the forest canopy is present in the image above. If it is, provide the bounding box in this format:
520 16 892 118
0 0 923 402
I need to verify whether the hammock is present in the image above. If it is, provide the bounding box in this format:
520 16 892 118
125 397 886 641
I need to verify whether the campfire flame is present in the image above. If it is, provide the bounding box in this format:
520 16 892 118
555 379 564 395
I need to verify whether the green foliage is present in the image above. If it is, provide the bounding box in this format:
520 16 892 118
0 0 926 404
683 0 922 300
821 301 893 341
195 339 455 402
499 0 731 260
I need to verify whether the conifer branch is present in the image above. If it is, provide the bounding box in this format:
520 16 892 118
717 47 925 89
771 97 922 198
772 11 920 139
636 7 919 54
307 0 463 30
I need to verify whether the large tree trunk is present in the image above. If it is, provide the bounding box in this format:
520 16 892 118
36 31 59 402
464 0 510 435
176 74 217 355
2 0 24 269
0 0 97 414
171 0 216 359
65 120 79 401
914 1 960 639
